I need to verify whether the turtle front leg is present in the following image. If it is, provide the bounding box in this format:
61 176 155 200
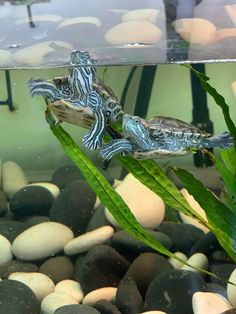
99 139 133 160
28 79 62 101
82 91 106 150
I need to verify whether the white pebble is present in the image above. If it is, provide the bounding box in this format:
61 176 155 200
12 41 72 66
64 226 114 255
122 9 161 23
8 272 55 301
173 18 216 45
2 161 28 197
28 182 60 198
41 292 78 314
180 188 209 233
82 287 117 305
182 253 208 273
192 292 232 314
168 252 188 269
12 222 74 260
227 268 236 306
104 21 162 45
55 280 84 303
105 174 165 230
0 235 13 264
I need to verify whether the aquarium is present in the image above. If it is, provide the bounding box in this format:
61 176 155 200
0 1 236 314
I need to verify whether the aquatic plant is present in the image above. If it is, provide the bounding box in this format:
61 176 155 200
46 64 236 281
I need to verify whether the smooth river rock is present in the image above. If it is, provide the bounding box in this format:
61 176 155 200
50 180 96 236
64 226 114 255
116 276 143 314
105 174 165 230
2 161 29 197
55 279 84 303
192 291 232 314
75 245 129 294
41 291 78 314
125 252 174 296
39 256 74 283
12 222 74 260
55 304 101 314
0 279 39 313
145 269 207 313
227 268 236 306
0 234 13 264
9 185 54 216
83 287 117 305
8 271 55 301
104 20 162 45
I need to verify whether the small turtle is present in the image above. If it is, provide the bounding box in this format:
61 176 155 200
99 114 234 160
28 50 123 150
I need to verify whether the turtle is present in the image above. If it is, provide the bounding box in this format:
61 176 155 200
99 114 234 160
28 50 123 150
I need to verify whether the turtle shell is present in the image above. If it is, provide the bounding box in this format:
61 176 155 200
51 75 123 125
47 98 94 129
143 115 211 139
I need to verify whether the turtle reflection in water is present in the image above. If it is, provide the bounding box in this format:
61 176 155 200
99 114 234 160
28 50 123 150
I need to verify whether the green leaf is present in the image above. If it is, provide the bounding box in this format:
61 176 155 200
220 148 236 176
45 109 235 281
208 151 236 212
45 110 182 257
119 157 211 230
183 64 236 148
173 167 236 262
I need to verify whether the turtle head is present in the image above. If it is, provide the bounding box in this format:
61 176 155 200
122 114 153 150
70 50 96 66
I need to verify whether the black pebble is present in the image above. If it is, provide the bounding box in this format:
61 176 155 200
74 245 129 294
145 269 207 314
0 260 38 279
86 205 111 232
0 279 39 314
52 165 114 190
211 250 233 264
111 230 171 255
157 222 204 254
206 282 227 298
0 220 26 242
9 186 54 217
125 252 174 296
50 180 96 236
93 300 122 314
116 276 143 314
23 215 50 228
208 263 236 288
190 232 221 255
0 190 8 216
55 304 101 314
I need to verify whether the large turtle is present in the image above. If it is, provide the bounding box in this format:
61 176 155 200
28 50 123 150
99 114 234 160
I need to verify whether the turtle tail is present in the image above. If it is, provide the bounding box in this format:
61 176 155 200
204 132 234 149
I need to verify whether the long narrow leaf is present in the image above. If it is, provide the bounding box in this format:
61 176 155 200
45 109 235 281
173 167 236 262
183 64 236 147
209 152 236 212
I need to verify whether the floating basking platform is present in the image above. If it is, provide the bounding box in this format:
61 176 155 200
0 0 236 68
